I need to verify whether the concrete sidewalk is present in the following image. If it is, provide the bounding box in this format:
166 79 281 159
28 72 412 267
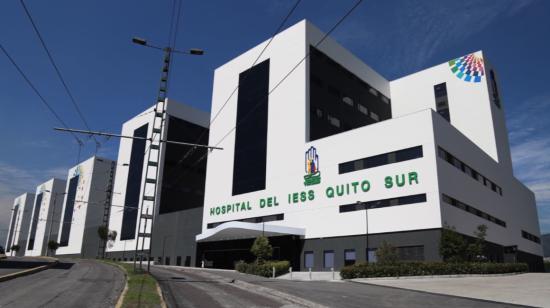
354 273 550 308
277 270 342 281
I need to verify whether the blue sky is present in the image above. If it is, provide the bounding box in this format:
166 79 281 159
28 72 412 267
1 0 549 245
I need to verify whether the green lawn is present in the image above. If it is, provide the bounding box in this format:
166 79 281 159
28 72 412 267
101 260 163 308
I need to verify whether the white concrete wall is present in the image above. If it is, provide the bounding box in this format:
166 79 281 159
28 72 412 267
106 100 209 254
25 178 66 256
434 112 542 256
6 193 35 255
56 156 115 256
202 20 440 239
390 51 511 171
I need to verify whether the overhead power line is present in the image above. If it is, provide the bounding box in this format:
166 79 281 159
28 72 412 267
162 0 303 180
0 43 84 150
19 0 101 152
177 0 364 177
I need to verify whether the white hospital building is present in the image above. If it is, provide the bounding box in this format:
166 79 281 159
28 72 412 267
194 20 543 271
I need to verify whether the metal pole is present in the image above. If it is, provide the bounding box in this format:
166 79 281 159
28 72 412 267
365 205 369 263
46 192 58 257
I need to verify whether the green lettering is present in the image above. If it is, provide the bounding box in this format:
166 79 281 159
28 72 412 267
300 192 307 202
215 207 221 215
396 174 405 187
351 182 359 194
409 172 418 185
384 176 393 189
246 202 252 210
308 190 315 201
210 208 215 216
326 187 334 198
336 185 344 196
361 180 371 192
260 199 266 208
292 193 299 203
274 196 279 206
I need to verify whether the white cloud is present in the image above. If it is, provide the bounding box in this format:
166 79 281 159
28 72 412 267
332 0 534 76
509 95 550 234
0 161 70 245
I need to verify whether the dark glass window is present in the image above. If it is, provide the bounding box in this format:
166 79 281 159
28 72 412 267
159 117 209 214
323 250 335 269
441 194 506 227
489 70 501 109
521 230 540 244
121 124 148 240
309 46 391 141
6 204 19 252
339 146 423 174
207 213 284 229
344 249 356 266
60 175 79 246
304 251 314 269
27 193 43 250
340 194 427 213
437 146 502 196
232 59 269 195
398 246 424 261
434 82 450 122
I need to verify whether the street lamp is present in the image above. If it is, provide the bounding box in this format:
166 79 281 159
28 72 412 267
131 35 203 273
44 190 66 257
131 37 205 56
357 201 369 263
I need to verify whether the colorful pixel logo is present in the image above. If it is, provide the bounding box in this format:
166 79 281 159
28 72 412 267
304 146 321 186
448 53 485 83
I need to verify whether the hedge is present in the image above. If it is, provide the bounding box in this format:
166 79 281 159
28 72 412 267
544 261 550 273
340 262 528 279
235 260 290 277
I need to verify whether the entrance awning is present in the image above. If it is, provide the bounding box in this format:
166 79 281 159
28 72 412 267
196 221 305 242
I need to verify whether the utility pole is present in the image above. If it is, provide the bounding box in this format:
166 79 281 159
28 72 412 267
130 37 204 273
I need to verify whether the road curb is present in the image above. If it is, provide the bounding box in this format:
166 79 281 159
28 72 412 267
165 266 328 308
0 259 58 282
155 279 167 308
104 262 128 308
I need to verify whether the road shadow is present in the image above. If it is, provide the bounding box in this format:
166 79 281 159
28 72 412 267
0 260 51 269
52 262 75 270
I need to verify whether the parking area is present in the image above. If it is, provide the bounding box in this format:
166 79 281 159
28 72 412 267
354 273 550 308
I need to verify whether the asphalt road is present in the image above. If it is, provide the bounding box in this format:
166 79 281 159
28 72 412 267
152 265 292 308
154 266 525 308
0 256 54 276
0 259 124 308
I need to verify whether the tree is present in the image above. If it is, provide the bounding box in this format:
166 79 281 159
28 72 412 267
97 225 109 241
439 225 468 262
375 241 399 265
250 236 273 264
10 244 20 253
47 240 59 255
467 224 488 261
108 230 118 242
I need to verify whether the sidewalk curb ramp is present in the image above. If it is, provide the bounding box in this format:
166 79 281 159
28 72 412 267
0 258 59 282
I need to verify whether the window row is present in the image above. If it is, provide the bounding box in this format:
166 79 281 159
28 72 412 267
438 147 503 196
303 245 425 268
442 194 506 227
339 146 423 174
314 108 380 129
521 230 540 244
340 194 427 213
207 213 284 229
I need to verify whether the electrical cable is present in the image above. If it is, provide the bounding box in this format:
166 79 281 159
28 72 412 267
170 0 364 183
0 43 84 147
19 0 102 153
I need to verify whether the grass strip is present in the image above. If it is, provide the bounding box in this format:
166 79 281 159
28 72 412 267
101 260 162 308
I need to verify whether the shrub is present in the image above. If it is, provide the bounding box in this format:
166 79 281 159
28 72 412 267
439 225 468 262
544 261 550 273
250 236 273 264
47 240 59 253
340 262 528 279
98 225 109 241
376 241 398 265
236 260 290 277
10 245 20 252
